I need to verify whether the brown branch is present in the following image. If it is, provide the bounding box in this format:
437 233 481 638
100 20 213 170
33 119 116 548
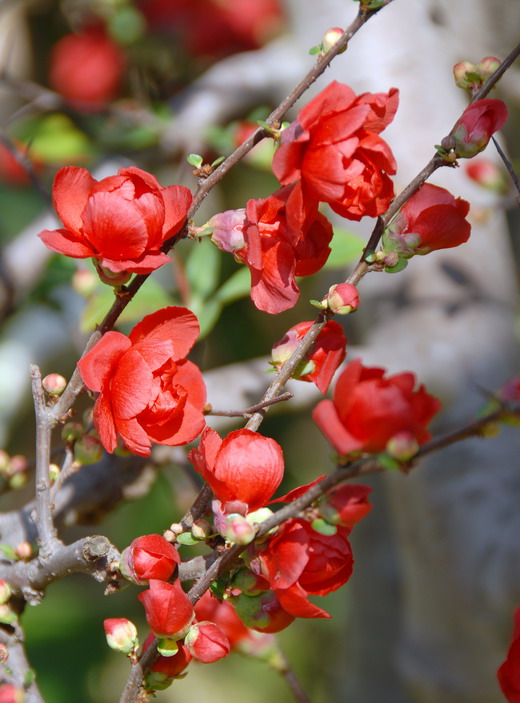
492 136 520 201
272 647 313 703
30 365 58 558
0 624 45 702
470 41 520 103
206 391 293 417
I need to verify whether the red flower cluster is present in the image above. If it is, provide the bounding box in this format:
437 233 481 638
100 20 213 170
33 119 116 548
188 427 284 514
498 607 520 702
39 166 192 276
78 307 206 456
271 320 347 393
313 359 441 456
49 28 125 111
272 81 398 221
210 184 333 313
449 99 508 158
121 534 180 584
383 183 471 257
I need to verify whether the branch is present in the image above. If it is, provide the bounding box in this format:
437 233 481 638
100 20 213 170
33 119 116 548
205 391 293 417
0 624 45 702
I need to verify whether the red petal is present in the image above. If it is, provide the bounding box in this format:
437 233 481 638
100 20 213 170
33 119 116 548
130 339 174 372
270 475 326 504
93 390 117 454
276 583 331 619
249 239 299 314
110 349 153 420
312 399 362 456
99 251 172 273
52 166 96 233
116 416 152 456
78 331 131 392
161 185 193 238
38 228 95 258
129 307 200 360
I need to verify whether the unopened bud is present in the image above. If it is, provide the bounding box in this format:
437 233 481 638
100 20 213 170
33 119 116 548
453 60 476 90
191 519 211 541
9 455 28 475
386 431 419 461
49 464 60 484
184 621 230 663
323 283 360 315
15 542 33 561
0 682 24 703
321 27 346 55
0 450 9 473
162 529 177 543
169 523 184 536
61 422 84 444
104 618 139 655
476 56 501 78
0 580 12 604
231 568 268 596
94 261 132 288
465 158 508 194
0 603 18 625
0 642 8 664
222 514 256 545
74 433 104 465
42 373 67 396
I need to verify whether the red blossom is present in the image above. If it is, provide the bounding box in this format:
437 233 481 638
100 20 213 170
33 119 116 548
39 166 192 275
319 484 372 527
498 607 520 702
313 358 441 456
138 579 194 638
449 99 508 158
188 427 284 513
49 28 125 111
77 307 206 456
272 81 398 221
142 633 192 685
384 183 471 256
210 184 333 314
184 621 230 663
123 534 180 583
257 518 353 619
229 589 296 633
194 592 251 648
271 320 347 393
103 618 138 654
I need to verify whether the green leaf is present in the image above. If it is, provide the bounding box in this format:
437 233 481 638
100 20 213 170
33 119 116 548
185 239 221 298
309 44 322 55
80 278 172 332
311 519 337 536
377 453 401 471
215 266 251 305
176 533 199 546
324 227 365 269
187 153 203 167
385 255 409 274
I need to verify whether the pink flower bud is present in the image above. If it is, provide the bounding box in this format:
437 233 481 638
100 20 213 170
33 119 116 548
185 621 230 663
321 27 345 54
104 618 138 654
476 56 501 79
138 579 194 638
324 283 360 315
386 431 419 461
0 580 12 605
453 61 476 90
72 268 97 297
319 484 372 527
42 373 67 396
209 209 247 253
15 542 32 560
122 534 180 584
0 683 24 703
465 158 508 194
449 99 508 158
222 514 256 545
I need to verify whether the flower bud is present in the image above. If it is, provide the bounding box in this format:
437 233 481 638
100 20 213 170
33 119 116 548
222 514 256 545
231 568 269 596
15 542 33 560
0 603 18 625
453 61 476 90
61 422 84 444
319 484 372 527
323 283 360 315
321 27 345 54
138 580 194 638
49 464 60 484
74 433 104 465
185 621 230 663
142 634 191 690
465 158 508 194
121 534 180 584
104 618 139 655
386 431 419 461
449 99 508 158
476 56 501 79
0 581 12 605
0 642 8 664
42 373 67 396
0 683 25 703
229 591 295 634
0 450 9 473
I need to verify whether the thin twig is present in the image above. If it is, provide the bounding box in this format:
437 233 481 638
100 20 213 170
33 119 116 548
30 364 57 557
471 41 520 103
272 647 313 703
492 136 520 201
206 391 293 417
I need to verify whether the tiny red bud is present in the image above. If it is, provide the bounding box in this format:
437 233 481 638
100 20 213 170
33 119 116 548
104 618 139 654
476 56 501 78
453 61 476 90
0 682 25 703
0 580 12 604
222 514 256 545
324 282 360 315
185 622 230 663
465 158 508 194
72 268 97 297
15 542 32 560
321 27 345 55
8 455 28 475
42 373 67 396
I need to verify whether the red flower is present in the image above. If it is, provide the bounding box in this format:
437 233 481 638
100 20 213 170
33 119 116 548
39 166 192 275
188 427 284 513
142 633 192 688
313 358 441 456
104 618 138 654
449 99 508 158
210 184 333 314
258 518 353 618
138 579 194 638
465 158 508 194
194 592 251 648
229 590 296 633
184 621 230 663
319 484 372 527
383 183 471 256
49 28 125 110
271 320 347 393
77 307 206 456
498 607 520 702
123 534 180 584
272 81 398 221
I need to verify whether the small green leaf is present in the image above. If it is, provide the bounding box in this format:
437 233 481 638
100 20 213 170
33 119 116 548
311 519 337 536
0 544 16 561
215 266 251 305
385 255 409 274
309 44 322 55
187 153 203 167
211 156 225 168
377 453 401 471
324 227 365 269
185 239 220 298
176 533 200 546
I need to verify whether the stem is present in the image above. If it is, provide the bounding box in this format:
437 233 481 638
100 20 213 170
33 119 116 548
206 391 293 417
273 648 313 703
471 41 520 103
492 136 520 200
30 365 57 557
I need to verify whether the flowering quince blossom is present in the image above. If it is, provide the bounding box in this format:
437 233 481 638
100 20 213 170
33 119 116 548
313 358 441 456
142 633 192 690
383 183 471 257
39 166 193 275
138 579 194 638
498 607 520 702
209 183 333 313
319 484 372 527
103 618 138 654
448 98 508 158
256 518 353 619
271 320 347 393
77 306 206 456
121 534 180 584
188 427 284 514
184 621 231 663
272 80 399 220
